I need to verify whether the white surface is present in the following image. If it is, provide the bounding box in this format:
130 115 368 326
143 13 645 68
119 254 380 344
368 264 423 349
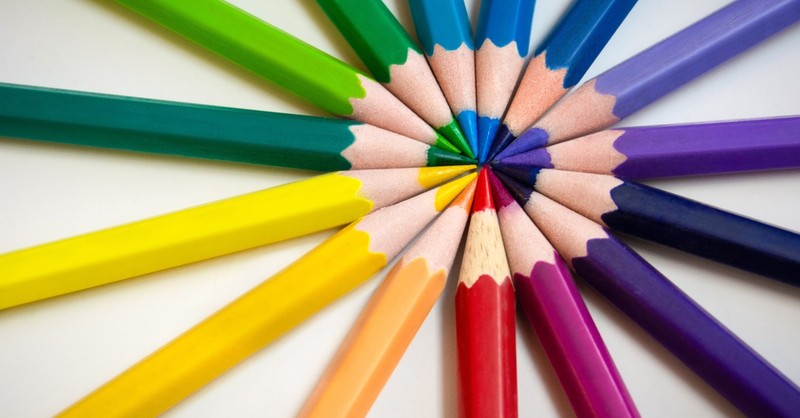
1 1 799 417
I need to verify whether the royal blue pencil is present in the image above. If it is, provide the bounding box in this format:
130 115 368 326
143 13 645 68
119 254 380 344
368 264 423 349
474 0 535 163
489 0 636 161
496 0 800 160
495 168 800 284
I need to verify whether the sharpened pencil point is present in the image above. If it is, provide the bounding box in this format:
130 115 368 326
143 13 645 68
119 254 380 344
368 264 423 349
427 147 477 167
439 118 475 158
501 148 553 169
492 162 540 187
496 127 549 160
456 110 479 156
493 170 533 207
432 132 462 155
487 124 516 162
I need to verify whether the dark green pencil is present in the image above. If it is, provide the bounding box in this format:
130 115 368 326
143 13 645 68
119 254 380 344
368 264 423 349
0 83 473 171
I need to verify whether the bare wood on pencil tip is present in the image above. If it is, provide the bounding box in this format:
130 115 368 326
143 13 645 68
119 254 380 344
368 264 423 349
349 74 437 144
459 213 511 287
524 192 608 262
475 39 526 118
547 130 627 174
496 201 556 274
537 78 619 145
428 43 476 114
342 124 431 169
535 169 622 223
402 179 476 273
386 49 453 128
503 53 568 135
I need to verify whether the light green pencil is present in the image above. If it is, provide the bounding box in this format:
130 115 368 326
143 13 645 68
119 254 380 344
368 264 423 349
113 0 462 154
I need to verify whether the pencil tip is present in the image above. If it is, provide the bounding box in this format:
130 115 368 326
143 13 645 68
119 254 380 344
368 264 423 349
439 118 475 159
486 123 516 161
495 127 549 160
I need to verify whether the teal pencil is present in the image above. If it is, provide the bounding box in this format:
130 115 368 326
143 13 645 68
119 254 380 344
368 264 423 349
0 83 472 170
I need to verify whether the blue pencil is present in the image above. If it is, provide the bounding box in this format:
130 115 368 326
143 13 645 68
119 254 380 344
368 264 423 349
496 171 800 418
474 0 535 163
488 0 637 161
409 0 478 156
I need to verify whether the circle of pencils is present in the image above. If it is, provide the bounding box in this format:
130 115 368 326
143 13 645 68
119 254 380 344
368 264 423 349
1 1 799 417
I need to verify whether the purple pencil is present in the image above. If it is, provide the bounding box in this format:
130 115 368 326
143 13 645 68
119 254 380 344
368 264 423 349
495 172 800 418
495 0 800 160
487 169 639 418
497 116 800 180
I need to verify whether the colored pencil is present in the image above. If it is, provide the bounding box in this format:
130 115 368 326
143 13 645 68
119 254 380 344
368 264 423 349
487 169 639 418
495 0 800 160
59 173 476 418
496 116 800 179
496 174 800 418
489 0 636 160
113 0 457 152
299 179 477 418
409 0 478 155
0 83 474 171
0 165 474 310
456 169 517 418
474 0 535 163
500 168 800 284
316 0 473 158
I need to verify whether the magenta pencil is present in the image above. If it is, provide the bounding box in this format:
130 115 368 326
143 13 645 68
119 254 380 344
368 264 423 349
495 172 800 417
487 169 639 418
496 116 800 179
496 0 800 160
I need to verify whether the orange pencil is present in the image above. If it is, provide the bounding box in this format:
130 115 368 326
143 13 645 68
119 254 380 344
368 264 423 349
299 179 476 418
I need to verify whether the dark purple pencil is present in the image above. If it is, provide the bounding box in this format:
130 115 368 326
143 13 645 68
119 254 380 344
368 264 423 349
496 116 800 180
494 0 800 160
496 172 800 418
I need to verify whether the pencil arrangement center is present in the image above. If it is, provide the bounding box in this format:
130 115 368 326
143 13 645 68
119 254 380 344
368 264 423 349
1 0 799 417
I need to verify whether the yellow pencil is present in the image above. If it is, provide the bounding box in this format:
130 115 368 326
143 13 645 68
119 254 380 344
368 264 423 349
58 171 475 418
299 178 476 418
0 166 474 310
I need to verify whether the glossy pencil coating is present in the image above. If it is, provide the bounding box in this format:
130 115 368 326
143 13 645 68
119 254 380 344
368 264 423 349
409 0 479 155
0 83 474 170
299 179 477 418
488 170 639 418
0 165 474 310
497 116 800 179
513 168 800 285
316 0 472 157
474 0 535 163
491 0 636 160
113 0 446 146
456 169 517 418
497 179 800 418
58 173 476 418
497 0 800 160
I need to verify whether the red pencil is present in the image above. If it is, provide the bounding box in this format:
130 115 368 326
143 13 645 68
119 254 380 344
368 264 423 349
455 169 517 418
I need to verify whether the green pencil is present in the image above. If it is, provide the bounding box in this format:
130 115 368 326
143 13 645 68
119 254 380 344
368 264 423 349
112 0 462 154
316 0 474 158
0 83 473 171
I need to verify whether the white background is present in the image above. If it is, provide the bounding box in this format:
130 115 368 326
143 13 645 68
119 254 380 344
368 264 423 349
1 1 799 417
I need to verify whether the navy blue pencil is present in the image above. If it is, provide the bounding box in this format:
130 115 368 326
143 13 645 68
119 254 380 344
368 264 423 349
494 167 800 285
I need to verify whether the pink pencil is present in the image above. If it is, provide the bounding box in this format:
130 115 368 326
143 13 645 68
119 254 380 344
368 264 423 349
488 169 639 418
